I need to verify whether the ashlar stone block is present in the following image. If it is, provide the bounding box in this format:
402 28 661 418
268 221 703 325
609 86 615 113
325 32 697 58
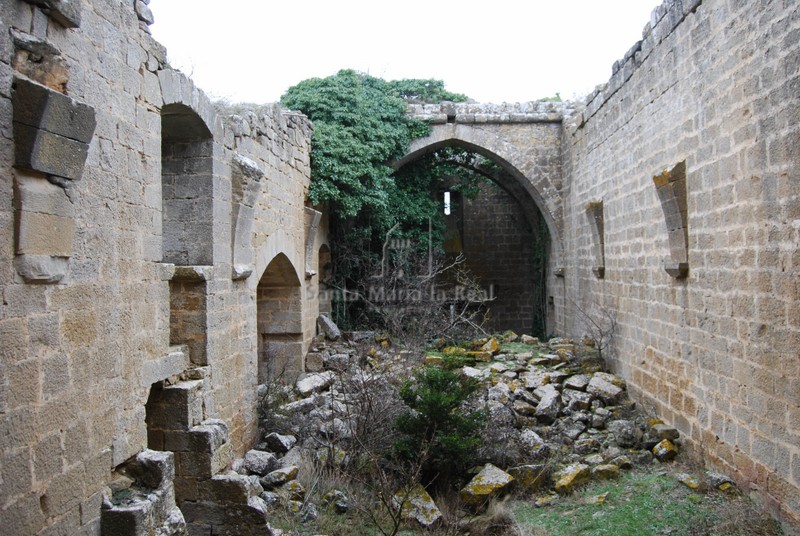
12 78 96 181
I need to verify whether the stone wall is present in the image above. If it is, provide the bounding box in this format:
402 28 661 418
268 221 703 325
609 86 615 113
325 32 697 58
460 181 547 336
0 1 323 534
562 0 800 527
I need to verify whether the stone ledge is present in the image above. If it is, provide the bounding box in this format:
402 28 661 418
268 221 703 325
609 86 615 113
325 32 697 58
171 265 213 282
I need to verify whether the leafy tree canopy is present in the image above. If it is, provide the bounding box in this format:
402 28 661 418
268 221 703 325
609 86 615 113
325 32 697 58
281 70 468 220
281 70 466 219
282 70 493 326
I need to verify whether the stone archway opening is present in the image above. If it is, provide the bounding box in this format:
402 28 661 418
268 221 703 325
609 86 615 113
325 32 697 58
257 253 303 383
395 145 552 337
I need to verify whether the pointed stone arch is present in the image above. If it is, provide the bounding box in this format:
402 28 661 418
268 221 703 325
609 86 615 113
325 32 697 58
394 124 564 266
256 247 304 382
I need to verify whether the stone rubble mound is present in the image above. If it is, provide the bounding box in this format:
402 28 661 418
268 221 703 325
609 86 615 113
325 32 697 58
232 330 698 528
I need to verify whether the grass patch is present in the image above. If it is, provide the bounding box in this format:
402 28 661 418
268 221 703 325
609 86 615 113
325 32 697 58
513 467 783 536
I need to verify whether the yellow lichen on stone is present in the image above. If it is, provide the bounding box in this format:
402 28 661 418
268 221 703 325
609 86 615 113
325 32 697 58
393 484 442 527
460 464 515 509
554 463 591 494
467 351 491 362
676 473 700 489
424 354 444 365
591 464 620 480
481 338 500 355
652 439 678 461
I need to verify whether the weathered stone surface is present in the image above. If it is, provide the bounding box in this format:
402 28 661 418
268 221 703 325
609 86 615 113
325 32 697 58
243 450 278 476
13 78 96 180
317 314 341 341
652 423 679 441
562 388 593 411
24 0 81 27
460 464 514 509
563 374 591 391
305 352 324 372
652 439 678 462
295 371 335 397
520 334 539 345
462 366 490 381
554 463 590 494
676 473 700 489
263 433 296 454
260 465 299 489
586 374 624 404
535 385 562 423
607 420 642 448
508 464 547 491
393 484 441 527
591 464 620 480
481 337 500 354
321 489 348 514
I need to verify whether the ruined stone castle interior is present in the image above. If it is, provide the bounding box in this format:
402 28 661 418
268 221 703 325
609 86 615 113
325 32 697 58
0 0 798 533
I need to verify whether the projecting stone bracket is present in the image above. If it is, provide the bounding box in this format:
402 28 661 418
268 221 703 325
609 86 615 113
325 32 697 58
663 262 689 279
230 154 264 280
171 265 213 282
12 77 96 181
584 200 605 279
653 161 689 279
303 207 322 279
13 172 75 283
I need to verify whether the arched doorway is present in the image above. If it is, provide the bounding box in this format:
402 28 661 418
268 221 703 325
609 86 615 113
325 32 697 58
257 253 303 383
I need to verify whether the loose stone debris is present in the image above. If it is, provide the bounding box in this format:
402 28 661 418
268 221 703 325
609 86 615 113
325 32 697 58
226 328 736 531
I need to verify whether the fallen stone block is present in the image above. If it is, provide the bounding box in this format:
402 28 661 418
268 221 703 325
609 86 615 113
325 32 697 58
295 371 335 397
393 484 442 527
460 464 514 509
244 450 278 476
554 463 590 494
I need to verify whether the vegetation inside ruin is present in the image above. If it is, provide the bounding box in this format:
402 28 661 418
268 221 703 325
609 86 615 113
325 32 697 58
281 70 550 338
257 331 783 536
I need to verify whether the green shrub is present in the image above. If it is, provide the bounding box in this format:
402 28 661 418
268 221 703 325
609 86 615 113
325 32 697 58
393 366 485 489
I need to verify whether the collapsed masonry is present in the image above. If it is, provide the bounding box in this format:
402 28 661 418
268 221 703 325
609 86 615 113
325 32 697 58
0 0 798 534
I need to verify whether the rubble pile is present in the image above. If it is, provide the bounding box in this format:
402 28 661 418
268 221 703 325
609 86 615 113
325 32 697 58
226 326 705 530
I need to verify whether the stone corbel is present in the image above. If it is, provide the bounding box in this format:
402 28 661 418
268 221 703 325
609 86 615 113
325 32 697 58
303 207 322 279
584 200 605 279
11 78 96 283
230 154 264 280
653 161 689 279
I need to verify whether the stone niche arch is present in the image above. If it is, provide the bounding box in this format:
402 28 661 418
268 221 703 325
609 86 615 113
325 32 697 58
257 252 304 383
161 101 215 366
161 103 214 265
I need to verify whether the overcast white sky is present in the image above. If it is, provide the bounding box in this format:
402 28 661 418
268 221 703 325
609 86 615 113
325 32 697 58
150 0 662 105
